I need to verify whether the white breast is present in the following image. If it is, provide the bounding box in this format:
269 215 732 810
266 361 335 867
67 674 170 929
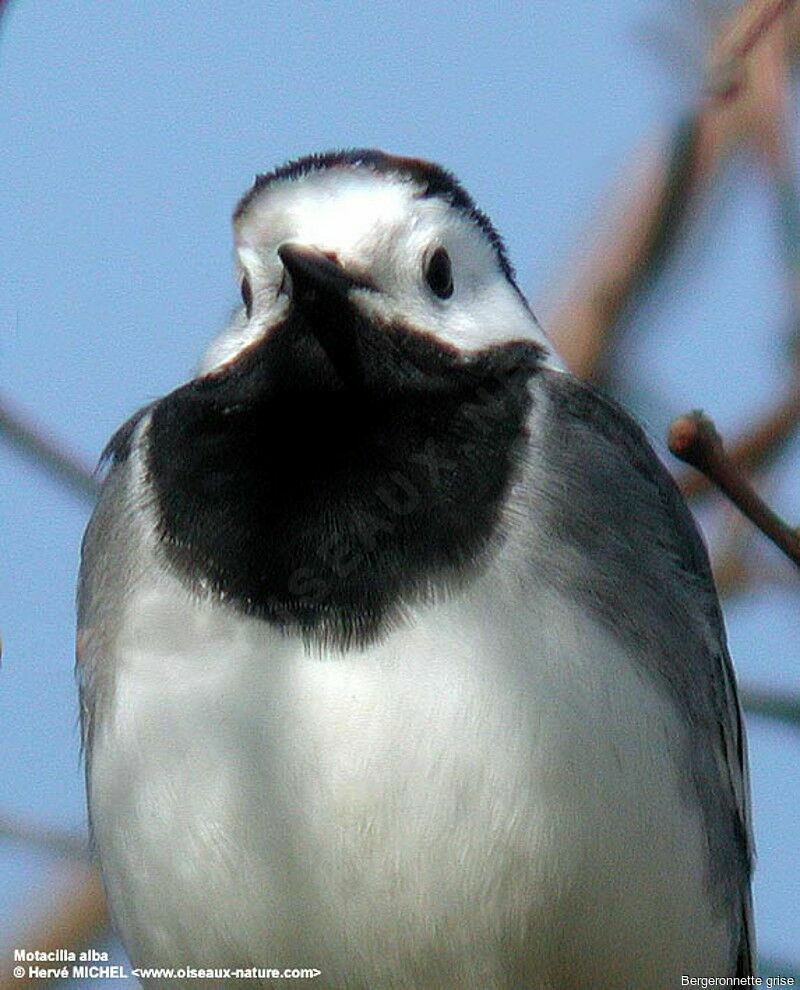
88 563 731 988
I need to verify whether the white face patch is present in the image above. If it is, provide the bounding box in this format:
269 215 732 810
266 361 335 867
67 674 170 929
199 163 563 375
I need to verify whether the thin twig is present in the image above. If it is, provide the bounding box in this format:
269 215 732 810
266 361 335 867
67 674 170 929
0 0 15 47
759 959 800 982
0 395 98 503
546 120 702 380
677 387 800 498
668 410 800 567
741 685 800 729
545 0 800 380
0 868 108 990
708 0 796 99
0 813 88 860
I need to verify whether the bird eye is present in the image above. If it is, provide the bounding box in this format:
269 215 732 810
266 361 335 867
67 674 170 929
424 247 454 300
240 276 253 318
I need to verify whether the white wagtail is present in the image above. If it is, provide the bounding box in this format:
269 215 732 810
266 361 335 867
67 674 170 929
78 150 754 988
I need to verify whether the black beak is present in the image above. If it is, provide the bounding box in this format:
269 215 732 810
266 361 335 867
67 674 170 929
277 243 373 303
276 243 373 388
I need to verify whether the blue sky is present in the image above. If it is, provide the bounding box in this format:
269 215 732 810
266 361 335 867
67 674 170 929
1 2 797 981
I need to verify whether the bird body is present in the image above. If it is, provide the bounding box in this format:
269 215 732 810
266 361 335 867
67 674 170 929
78 150 753 988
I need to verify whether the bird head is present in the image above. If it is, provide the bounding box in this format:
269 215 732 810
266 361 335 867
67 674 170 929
200 149 558 384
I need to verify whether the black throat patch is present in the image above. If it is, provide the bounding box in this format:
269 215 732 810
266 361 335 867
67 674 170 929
147 309 541 647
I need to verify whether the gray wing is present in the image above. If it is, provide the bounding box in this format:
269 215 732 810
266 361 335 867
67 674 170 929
77 406 153 763
525 370 754 974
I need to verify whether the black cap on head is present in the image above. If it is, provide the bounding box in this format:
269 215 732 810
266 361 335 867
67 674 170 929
234 148 518 288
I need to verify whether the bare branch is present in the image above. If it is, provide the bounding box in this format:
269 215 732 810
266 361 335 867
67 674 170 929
546 122 702 381
707 0 796 99
0 395 98 503
0 812 88 860
740 684 800 729
669 410 800 567
677 387 800 498
0 868 108 990
546 0 798 380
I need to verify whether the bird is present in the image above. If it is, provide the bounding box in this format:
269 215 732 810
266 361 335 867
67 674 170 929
77 149 754 989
